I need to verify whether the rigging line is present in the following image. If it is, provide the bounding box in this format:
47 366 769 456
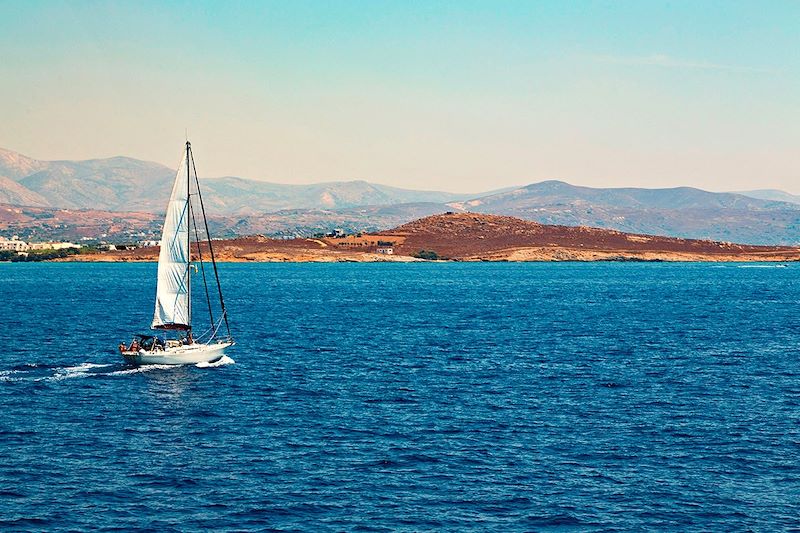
208 314 224 339
193 324 214 342
190 196 215 329
195 314 225 342
189 147 232 339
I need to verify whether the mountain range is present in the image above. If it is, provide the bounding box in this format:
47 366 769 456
2 146 800 245
0 147 478 213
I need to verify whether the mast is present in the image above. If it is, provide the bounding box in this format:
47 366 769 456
186 140 192 329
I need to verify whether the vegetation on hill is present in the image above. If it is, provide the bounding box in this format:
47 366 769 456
412 250 440 260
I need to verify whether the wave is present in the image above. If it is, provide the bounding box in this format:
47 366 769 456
1 355 235 382
50 363 116 381
106 364 176 376
196 355 235 368
0 369 19 382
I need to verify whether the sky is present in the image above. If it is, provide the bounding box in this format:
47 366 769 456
1 0 798 193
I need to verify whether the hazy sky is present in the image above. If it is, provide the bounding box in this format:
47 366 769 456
1 0 798 193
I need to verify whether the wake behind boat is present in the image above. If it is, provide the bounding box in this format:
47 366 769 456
119 140 233 365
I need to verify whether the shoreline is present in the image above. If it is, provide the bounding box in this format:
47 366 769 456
53 250 800 264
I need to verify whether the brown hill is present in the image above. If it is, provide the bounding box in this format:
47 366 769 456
66 212 800 263
376 213 800 261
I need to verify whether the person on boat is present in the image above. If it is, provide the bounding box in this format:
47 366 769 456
118 342 126 354
129 339 140 352
184 332 194 345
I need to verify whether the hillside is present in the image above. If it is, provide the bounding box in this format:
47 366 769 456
736 189 800 205
65 212 800 263
0 148 48 180
0 204 161 242
454 180 781 210
198 178 473 214
19 157 175 212
0 176 49 207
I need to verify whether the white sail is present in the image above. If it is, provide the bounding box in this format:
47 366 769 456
152 151 191 329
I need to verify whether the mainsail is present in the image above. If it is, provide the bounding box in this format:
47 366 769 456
152 150 191 330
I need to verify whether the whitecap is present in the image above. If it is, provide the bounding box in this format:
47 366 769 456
108 364 175 376
62 362 114 372
47 362 116 381
196 355 235 368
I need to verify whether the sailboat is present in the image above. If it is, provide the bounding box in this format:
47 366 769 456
119 140 234 365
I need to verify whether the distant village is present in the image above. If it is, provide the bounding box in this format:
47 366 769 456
0 235 163 261
0 228 399 260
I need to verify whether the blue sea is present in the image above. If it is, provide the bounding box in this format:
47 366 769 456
2 262 800 531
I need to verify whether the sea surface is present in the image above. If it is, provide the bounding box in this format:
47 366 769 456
1 262 800 531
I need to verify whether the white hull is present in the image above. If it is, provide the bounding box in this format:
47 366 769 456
123 341 233 365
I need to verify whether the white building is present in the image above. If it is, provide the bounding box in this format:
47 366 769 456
376 246 394 255
28 242 81 251
0 237 29 252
